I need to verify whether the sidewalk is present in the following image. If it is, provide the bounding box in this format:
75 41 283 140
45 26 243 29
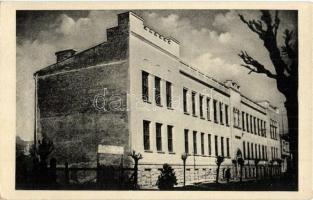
174 176 297 191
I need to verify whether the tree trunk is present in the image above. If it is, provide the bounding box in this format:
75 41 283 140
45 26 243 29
239 165 243 182
216 166 220 183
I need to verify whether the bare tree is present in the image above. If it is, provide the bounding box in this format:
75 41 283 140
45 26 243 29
238 10 298 184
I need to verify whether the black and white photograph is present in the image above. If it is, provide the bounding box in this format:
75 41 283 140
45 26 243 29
11 4 304 194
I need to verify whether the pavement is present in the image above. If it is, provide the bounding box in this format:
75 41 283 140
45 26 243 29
174 175 297 191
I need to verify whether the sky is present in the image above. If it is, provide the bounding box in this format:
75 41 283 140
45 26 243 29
16 10 297 141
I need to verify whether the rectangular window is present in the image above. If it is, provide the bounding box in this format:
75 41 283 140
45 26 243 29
206 98 211 120
215 135 218 156
257 119 260 135
142 71 149 101
193 131 197 154
262 145 265 160
250 116 253 133
255 144 258 159
199 95 204 118
253 117 257 134
225 104 229 125
183 88 188 113
251 143 254 159
247 142 250 159
242 112 245 131
213 100 218 123
167 125 173 153
264 121 267 137
208 134 212 156
226 138 230 157
156 123 162 151
192 92 196 116
155 77 161 105
246 113 249 132
184 129 189 153
219 102 223 124
221 137 224 157
201 132 204 155
143 120 150 150
258 144 261 160
166 81 172 108
243 141 246 159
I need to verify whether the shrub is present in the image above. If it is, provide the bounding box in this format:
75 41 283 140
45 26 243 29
156 163 177 190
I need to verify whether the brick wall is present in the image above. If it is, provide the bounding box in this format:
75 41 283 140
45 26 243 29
37 60 129 168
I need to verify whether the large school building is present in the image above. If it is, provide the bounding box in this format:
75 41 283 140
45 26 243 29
34 12 282 188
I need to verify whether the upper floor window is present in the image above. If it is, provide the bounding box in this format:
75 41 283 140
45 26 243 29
253 117 257 134
246 113 249 132
257 119 260 135
242 112 245 131
213 99 218 123
142 71 149 102
155 76 161 106
206 98 211 121
192 91 196 116
199 95 204 118
183 88 188 113
250 115 253 133
219 102 223 124
166 81 172 108
225 104 229 126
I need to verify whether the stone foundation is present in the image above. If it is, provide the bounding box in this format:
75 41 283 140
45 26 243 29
137 164 282 189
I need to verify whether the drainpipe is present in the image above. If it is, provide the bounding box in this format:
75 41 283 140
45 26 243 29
33 73 38 150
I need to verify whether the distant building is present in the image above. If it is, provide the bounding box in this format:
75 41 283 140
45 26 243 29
280 134 291 173
34 12 283 188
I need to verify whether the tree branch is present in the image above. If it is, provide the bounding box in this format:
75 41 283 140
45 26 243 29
273 11 280 37
238 14 265 38
238 51 277 79
281 29 296 59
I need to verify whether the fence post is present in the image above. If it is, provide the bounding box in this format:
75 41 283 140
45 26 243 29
49 158 57 184
65 162 69 185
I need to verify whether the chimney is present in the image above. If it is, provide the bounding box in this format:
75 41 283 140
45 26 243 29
55 49 76 62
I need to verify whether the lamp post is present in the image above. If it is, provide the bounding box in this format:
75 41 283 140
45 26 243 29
181 153 188 187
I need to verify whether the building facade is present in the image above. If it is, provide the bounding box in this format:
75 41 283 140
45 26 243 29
34 12 283 188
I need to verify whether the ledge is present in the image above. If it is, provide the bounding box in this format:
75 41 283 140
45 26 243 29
144 150 153 153
143 100 152 104
192 114 198 118
167 107 174 110
156 104 163 107
169 152 176 155
184 112 190 115
157 151 165 154
200 116 205 120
